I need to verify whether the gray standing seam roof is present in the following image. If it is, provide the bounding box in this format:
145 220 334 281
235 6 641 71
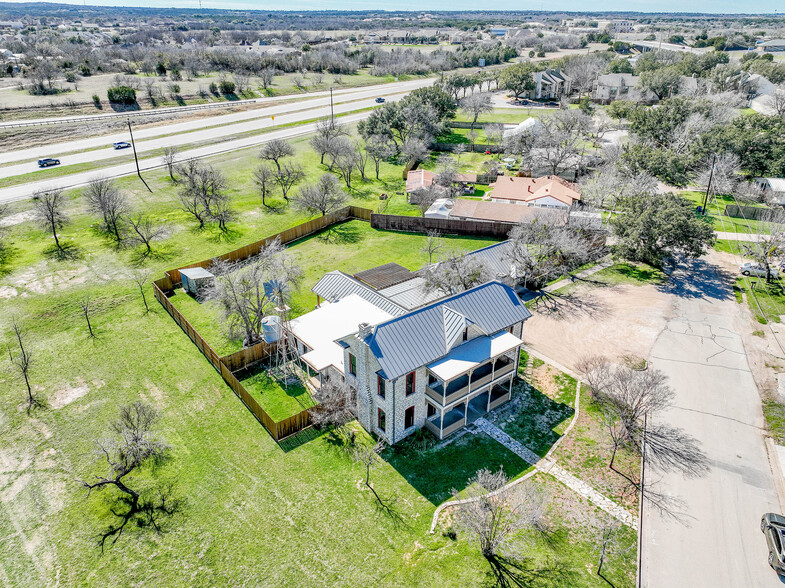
312 271 407 317
377 276 444 310
447 240 515 281
365 281 532 380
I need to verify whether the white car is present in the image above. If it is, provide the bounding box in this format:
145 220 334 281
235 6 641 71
740 262 779 279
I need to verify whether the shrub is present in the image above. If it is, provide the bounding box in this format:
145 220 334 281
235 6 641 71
92 94 100 104
218 80 236 94
107 85 136 104
208 82 218 94
169 83 181 94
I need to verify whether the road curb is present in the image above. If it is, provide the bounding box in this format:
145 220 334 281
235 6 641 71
765 436 785 513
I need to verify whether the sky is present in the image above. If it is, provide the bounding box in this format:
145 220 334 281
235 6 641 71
1 0 782 14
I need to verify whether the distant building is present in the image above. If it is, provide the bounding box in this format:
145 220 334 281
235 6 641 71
609 20 635 34
593 73 641 103
488 175 582 209
449 199 568 225
754 178 785 205
757 39 785 53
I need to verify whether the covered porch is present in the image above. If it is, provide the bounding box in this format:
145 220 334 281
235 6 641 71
424 376 515 440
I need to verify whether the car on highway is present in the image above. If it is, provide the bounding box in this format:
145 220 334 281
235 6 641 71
37 158 60 167
113 141 131 149
375 97 385 103
761 513 785 574
740 262 779 279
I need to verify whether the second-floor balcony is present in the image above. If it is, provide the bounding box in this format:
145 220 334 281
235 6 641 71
426 331 522 407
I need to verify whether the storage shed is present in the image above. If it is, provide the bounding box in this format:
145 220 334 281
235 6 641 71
180 267 215 297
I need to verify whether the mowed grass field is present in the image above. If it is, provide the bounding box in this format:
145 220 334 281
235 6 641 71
0 119 635 586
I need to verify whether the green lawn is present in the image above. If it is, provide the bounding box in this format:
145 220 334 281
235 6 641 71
681 191 779 234
238 366 315 421
0 117 636 586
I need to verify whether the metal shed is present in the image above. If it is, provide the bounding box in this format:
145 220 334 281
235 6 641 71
180 267 215 297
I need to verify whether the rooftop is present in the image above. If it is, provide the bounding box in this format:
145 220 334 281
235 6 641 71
289 294 393 373
450 199 567 224
354 262 414 290
361 281 532 380
428 331 523 381
489 175 581 205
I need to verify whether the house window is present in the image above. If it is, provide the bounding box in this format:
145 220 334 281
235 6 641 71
427 403 437 418
348 353 356 376
405 406 415 429
377 374 385 399
378 408 386 432
462 327 468 342
405 371 416 396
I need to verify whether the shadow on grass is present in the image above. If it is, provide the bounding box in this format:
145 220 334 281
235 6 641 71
278 425 328 453
0 245 19 277
484 554 577 588
317 222 364 245
129 244 178 266
42 241 80 261
384 431 531 506
610 262 666 285
493 382 574 458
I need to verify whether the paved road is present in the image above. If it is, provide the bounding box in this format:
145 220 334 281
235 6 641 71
629 40 709 55
0 111 372 204
641 257 781 587
0 78 431 129
0 79 433 173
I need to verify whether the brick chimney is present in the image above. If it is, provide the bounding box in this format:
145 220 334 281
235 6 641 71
358 322 372 339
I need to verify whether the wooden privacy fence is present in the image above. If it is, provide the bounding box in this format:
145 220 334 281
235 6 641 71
371 213 516 239
152 206 376 443
724 205 785 224
153 279 310 441
165 205 372 284
432 142 503 154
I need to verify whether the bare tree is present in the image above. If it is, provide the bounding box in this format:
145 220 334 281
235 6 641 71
507 219 604 291
434 154 462 198
161 146 179 181
453 468 547 560
580 357 709 514
311 119 347 166
233 71 250 95
33 187 69 255
485 123 505 152
351 439 400 521
131 268 152 313
399 138 430 165
79 296 96 338
178 160 231 228
259 138 295 172
293 173 348 216
580 167 657 210
126 215 167 257
324 135 354 172
252 163 276 208
274 161 305 201
762 89 785 117
365 134 395 180
460 92 493 133
532 110 592 176
310 379 356 430
421 230 444 263
697 152 741 199
206 240 302 346
335 147 359 188
352 140 369 182
259 67 275 90
84 177 128 245
8 317 38 412
78 402 181 551
423 250 491 295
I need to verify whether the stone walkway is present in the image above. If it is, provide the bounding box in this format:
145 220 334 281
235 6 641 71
474 418 638 528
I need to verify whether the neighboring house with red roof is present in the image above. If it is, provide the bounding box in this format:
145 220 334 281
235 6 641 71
449 199 567 225
488 175 581 209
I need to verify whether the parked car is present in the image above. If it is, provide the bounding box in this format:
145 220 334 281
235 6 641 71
761 513 785 574
375 97 385 103
37 158 60 167
113 141 131 149
740 262 780 279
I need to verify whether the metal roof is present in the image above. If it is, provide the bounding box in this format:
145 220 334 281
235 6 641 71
463 241 515 281
312 271 407 317
354 263 414 290
179 267 215 280
363 281 532 380
377 276 443 310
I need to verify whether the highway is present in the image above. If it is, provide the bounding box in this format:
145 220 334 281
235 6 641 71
0 78 434 203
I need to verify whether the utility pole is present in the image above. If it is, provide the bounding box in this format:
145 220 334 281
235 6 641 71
701 153 717 216
329 87 334 127
127 119 152 193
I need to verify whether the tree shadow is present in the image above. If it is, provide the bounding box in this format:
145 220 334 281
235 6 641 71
128 244 177 266
484 554 577 588
108 101 140 112
529 289 611 320
42 241 80 261
658 256 733 301
0 244 19 277
317 223 363 245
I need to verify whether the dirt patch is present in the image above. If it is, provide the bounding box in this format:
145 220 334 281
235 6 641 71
49 381 90 409
524 282 673 373
0 210 35 228
0 286 18 298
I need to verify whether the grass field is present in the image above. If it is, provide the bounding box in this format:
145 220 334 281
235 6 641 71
0 110 636 586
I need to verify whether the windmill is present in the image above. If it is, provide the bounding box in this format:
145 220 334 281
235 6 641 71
263 279 297 388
